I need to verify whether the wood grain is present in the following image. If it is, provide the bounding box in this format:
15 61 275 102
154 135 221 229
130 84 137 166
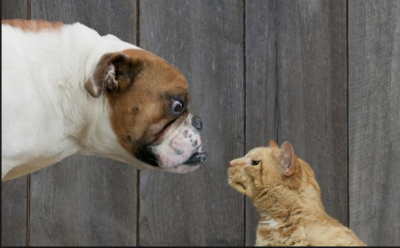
245 0 278 246
1 178 28 246
1 1 28 246
275 0 348 225
30 156 137 246
28 0 138 246
2 0 400 246
138 0 245 246
349 0 400 246
1 0 27 19
245 1 348 245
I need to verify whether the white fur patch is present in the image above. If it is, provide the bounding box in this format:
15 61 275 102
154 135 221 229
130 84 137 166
260 212 279 228
1 22 148 180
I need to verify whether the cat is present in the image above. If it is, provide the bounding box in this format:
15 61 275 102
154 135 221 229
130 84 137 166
228 140 366 246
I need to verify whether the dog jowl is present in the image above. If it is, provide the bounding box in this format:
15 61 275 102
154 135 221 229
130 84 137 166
1 19 207 180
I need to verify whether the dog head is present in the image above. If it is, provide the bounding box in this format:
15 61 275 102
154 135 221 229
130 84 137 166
85 49 207 173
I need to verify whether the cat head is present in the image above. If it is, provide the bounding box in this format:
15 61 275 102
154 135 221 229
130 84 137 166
227 140 304 201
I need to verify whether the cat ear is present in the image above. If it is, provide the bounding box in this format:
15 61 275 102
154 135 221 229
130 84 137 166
269 139 279 148
280 141 295 176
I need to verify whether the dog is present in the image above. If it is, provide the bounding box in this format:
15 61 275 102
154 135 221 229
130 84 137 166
2 19 208 181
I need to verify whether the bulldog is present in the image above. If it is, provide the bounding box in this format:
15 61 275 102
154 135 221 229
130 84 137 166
1 19 208 181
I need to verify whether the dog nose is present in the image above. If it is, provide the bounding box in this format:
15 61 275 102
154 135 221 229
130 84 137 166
191 115 202 131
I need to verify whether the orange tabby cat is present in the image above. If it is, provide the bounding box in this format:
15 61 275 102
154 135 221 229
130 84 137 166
228 140 366 246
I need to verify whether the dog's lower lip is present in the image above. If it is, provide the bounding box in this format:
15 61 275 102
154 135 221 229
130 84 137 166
183 151 208 165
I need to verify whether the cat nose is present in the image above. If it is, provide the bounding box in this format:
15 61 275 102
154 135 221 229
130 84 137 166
229 158 241 167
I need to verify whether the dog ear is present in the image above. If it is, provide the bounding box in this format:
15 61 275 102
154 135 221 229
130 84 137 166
269 139 279 148
85 52 141 98
280 141 296 176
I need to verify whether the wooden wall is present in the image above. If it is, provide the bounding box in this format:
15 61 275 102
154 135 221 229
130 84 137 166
349 1 400 246
2 0 399 246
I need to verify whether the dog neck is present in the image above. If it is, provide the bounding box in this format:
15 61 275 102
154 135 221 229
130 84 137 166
59 24 149 169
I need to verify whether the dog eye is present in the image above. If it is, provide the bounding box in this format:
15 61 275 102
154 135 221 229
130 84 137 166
251 160 260 166
171 99 184 114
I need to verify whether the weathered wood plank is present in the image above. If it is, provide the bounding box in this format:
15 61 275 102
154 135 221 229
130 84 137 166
276 0 348 226
2 1 29 246
245 0 278 246
246 1 348 245
138 0 244 246
349 1 400 246
275 0 348 226
30 0 136 43
1 0 27 19
30 156 137 246
1 178 28 246
28 0 138 246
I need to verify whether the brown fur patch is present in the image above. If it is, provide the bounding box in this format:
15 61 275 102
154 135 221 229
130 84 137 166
2 19 63 32
102 49 189 156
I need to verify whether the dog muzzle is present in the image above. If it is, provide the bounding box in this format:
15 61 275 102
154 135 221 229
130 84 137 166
137 114 207 174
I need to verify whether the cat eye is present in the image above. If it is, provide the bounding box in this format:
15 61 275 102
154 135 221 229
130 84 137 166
251 160 260 166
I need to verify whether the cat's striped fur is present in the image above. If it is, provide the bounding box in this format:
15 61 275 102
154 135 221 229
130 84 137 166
228 140 366 246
